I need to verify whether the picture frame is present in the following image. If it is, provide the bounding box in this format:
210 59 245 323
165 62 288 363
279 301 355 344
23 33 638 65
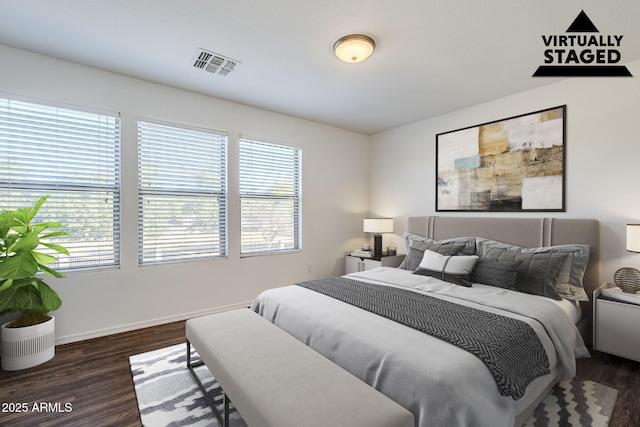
436 105 566 212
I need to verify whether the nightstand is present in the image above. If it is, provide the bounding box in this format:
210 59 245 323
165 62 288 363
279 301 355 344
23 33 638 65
345 254 405 274
593 282 640 362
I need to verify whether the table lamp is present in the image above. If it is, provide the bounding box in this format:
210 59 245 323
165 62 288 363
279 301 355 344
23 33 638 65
363 218 393 259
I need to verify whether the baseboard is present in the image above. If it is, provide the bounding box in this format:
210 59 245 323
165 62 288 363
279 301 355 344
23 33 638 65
54 300 254 345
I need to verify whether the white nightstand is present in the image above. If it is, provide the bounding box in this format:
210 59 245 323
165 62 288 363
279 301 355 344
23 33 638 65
345 254 405 274
593 282 640 362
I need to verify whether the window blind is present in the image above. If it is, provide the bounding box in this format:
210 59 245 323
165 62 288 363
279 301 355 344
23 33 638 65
0 98 121 269
239 137 301 255
138 121 227 264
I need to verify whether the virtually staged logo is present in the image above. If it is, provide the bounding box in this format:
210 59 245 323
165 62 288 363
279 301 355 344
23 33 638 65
533 10 632 77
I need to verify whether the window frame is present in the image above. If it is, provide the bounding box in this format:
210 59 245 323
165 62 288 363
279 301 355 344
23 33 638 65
238 136 302 257
137 118 228 265
0 95 121 271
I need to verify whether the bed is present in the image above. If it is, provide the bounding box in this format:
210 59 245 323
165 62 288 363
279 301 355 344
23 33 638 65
251 216 601 427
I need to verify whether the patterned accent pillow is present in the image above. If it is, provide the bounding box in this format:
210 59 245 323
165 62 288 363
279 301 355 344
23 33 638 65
399 233 476 271
413 250 479 287
470 259 521 290
481 248 568 300
477 238 590 301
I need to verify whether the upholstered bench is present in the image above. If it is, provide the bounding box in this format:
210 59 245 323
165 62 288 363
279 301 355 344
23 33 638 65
185 308 414 427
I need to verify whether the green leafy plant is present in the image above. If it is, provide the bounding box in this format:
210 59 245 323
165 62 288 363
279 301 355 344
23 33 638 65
0 196 69 327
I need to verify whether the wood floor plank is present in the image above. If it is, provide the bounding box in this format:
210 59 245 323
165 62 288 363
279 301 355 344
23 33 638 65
576 349 640 427
0 320 186 427
1 319 638 426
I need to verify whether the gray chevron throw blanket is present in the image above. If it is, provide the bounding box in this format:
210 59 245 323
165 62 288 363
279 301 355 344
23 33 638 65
297 277 550 400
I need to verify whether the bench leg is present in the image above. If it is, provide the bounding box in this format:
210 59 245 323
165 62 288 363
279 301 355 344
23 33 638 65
186 340 227 427
224 392 230 427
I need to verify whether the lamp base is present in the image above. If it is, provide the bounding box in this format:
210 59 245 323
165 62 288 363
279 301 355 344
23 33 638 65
374 234 383 259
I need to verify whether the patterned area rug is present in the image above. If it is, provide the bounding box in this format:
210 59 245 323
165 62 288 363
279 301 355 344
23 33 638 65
524 376 618 427
129 344 246 427
130 343 617 427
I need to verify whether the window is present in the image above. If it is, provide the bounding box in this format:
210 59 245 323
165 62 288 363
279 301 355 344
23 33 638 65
138 120 227 264
0 97 121 269
239 137 301 255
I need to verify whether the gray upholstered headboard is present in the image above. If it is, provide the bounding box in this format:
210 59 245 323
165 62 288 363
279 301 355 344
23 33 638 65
407 216 601 343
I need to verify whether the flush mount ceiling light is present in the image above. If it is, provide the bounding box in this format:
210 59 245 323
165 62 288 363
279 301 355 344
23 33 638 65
333 34 375 63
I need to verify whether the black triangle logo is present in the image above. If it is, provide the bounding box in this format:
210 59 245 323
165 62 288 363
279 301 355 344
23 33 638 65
566 10 599 32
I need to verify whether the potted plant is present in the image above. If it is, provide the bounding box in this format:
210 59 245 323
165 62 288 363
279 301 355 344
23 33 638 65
0 195 69 371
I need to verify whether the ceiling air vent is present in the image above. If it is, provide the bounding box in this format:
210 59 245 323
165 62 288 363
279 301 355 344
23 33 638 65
192 48 240 76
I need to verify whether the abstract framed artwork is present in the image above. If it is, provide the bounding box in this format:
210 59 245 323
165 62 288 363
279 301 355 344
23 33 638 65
436 105 566 212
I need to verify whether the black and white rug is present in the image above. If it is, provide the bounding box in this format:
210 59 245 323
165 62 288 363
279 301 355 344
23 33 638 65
130 343 617 427
129 343 246 427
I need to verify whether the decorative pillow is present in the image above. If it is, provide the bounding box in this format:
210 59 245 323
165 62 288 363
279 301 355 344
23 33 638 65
402 242 465 271
399 233 476 271
412 250 479 287
553 283 591 301
470 259 521 290
481 248 568 300
476 238 590 301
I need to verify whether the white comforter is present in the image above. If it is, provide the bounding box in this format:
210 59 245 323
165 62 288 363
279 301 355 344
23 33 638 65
251 267 589 427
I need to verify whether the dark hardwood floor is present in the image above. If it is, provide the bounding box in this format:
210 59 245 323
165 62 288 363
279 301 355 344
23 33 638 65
576 349 640 427
1 320 638 427
0 321 186 427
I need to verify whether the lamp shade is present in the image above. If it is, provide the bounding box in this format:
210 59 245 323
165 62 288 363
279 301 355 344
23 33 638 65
627 224 640 252
333 34 375 63
363 218 393 234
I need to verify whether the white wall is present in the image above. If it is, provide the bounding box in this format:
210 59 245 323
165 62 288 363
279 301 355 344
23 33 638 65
4 41 639 343
0 45 371 343
370 59 640 284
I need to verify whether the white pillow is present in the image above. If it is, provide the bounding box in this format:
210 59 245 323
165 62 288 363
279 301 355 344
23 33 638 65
418 250 479 276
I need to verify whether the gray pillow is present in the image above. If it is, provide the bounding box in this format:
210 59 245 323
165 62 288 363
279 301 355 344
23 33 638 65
476 238 590 301
399 233 476 271
470 259 521 290
481 248 568 300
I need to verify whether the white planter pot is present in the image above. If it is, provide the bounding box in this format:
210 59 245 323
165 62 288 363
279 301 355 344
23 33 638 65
1 316 55 371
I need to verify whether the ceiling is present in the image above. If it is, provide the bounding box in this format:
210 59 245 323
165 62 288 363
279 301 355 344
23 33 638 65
1 0 639 134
